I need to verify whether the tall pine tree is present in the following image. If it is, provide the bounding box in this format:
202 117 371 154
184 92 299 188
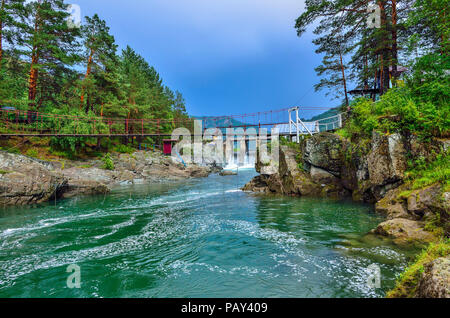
80 13 117 113
20 0 80 109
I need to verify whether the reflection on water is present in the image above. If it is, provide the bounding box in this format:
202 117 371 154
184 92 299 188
0 169 416 298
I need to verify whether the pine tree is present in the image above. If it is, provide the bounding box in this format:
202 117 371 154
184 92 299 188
21 0 81 109
295 0 414 96
80 14 117 113
0 0 26 70
0 0 27 104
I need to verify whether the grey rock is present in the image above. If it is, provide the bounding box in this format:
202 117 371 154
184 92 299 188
417 257 450 298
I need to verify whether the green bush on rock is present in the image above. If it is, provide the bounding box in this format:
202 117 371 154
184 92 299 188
102 153 115 171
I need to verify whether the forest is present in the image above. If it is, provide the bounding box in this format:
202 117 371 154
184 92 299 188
0 0 448 156
296 0 449 139
0 0 188 155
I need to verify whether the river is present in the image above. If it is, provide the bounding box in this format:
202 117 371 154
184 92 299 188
0 169 416 298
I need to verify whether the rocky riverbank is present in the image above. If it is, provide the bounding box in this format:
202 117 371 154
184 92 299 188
242 131 449 297
0 150 216 206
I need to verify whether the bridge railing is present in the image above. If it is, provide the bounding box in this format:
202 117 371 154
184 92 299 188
0 108 201 136
0 107 347 137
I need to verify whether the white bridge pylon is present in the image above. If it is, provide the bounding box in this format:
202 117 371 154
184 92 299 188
282 107 344 143
289 107 314 139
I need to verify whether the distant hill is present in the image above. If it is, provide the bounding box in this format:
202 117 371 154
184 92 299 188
195 116 252 134
302 107 343 132
304 107 341 122
195 106 343 134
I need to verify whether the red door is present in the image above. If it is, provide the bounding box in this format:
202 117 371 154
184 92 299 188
163 141 172 155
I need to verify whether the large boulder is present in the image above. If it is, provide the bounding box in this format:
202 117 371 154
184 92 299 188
303 133 344 176
367 132 407 200
61 179 109 198
242 175 271 193
375 183 449 236
375 185 411 220
243 144 347 197
371 218 437 245
62 167 114 184
187 166 210 178
219 170 237 176
407 184 449 220
0 151 67 205
417 256 450 298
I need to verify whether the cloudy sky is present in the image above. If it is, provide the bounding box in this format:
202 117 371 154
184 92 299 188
73 0 336 118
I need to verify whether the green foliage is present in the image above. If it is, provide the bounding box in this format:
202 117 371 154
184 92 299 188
387 240 450 298
49 146 79 160
78 164 93 169
405 153 450 190
101 153 114 170
424 214 444 237
113 144 135 154
0 1 189 143
25 148 38 158
2 146 21 154
341 83 450 139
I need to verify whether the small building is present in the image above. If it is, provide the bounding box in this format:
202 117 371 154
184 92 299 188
163 139 177 155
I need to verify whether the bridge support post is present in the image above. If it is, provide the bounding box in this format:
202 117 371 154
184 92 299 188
288 107 313 143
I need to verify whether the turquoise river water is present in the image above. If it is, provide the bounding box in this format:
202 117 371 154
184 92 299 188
0 169 416 298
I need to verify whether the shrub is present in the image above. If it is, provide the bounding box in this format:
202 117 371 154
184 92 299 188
102 153 115 170
114 144 135 154
405 153 450 190
49 110 108 153
344 84 449 138
26 149 39 158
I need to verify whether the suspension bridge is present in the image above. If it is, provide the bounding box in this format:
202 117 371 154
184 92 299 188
0 106 346 141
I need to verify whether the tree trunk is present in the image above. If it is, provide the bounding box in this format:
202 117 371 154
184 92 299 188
85 93 91 114
391 0 398 80
81 47 94 108
373 63 378 101
339 49 349 107
28 3 41 109
364 54 369 90
28 50 39 105
0 0 5 71
377 0 390 95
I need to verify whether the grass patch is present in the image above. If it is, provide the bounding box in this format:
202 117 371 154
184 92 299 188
0 170 12 175
25 148 39 158
424 215 445 237
386 240 450 298
397 189 414 200
2 147 21 154
113 144 135 154
405 153 450 190
49 149 77 160
78 164 93 169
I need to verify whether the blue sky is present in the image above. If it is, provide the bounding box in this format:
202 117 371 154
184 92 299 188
74 0 338 119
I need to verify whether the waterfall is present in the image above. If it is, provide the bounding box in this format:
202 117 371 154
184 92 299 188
223 140 256 170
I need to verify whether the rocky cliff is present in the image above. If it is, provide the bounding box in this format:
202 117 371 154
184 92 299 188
243 132 449 244
243 131 449 297
0 150 212 206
